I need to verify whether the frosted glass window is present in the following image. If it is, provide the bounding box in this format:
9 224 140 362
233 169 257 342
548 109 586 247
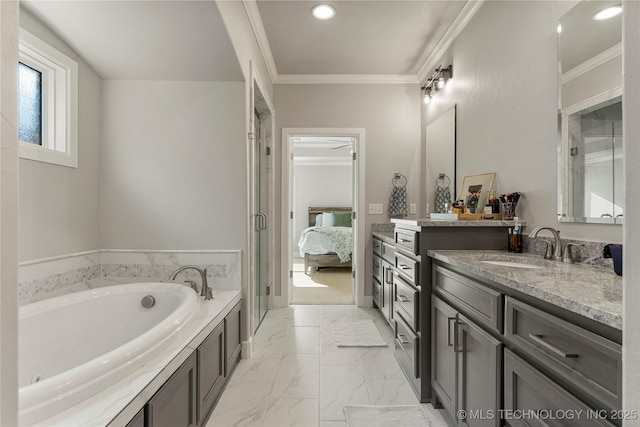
18 62 42 146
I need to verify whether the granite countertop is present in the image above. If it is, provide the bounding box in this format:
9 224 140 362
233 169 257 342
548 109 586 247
372 231 394 245
33 289 242 427
392 218 526 227
428 250 622 330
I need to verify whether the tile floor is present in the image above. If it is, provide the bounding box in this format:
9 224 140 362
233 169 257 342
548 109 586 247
207 305 449 426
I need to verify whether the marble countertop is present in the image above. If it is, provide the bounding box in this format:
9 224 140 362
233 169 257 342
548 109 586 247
32 289 242 427
392 218 526 227
428 250 622 330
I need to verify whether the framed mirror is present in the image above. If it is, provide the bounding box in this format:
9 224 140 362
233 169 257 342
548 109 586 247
557 1 623 224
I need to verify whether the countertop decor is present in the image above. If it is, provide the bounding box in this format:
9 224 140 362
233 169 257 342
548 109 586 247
428 250 621 330
392 218 525 227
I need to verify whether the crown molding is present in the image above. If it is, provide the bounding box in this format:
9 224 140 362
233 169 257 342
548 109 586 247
561 42 622 84
276 74 419 85
243 0 279 83
417 0 484 84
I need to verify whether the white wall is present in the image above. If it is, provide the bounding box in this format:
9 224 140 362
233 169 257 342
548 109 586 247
19 8 102 261
423 0 621 243
275 84 422 297
0 2 19 424
100 81 246 251
623 0 640 422
293 163 352 248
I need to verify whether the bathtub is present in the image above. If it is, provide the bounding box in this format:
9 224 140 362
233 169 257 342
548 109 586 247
18 282 199 426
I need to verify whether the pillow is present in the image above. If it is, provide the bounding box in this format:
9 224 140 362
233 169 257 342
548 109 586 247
332 211 352 227
322 212 334 227
315 213 323 227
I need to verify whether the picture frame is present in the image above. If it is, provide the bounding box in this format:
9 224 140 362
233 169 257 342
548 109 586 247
458 172 496 214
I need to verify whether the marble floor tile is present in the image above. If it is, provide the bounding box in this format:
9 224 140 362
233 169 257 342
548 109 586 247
207 379 272 426
232 354 282 383
319 421 347 427
260 398 319 427
319 365 370 421
271 354 320 399
365 379 420 405
283 326 320 354
358 347 405 381
291 305 321 326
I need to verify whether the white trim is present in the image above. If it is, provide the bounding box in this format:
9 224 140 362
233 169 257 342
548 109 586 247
243 0 279 83
562 86 622 116
18 28 78 168
562 43 622 84
276 74 418 85
282 128 366 307
417 0 484 84
294 157 352 166
242 337 253 359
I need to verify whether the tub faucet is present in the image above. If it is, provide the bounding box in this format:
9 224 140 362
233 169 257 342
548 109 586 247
528 226 563 261
168 265 213 300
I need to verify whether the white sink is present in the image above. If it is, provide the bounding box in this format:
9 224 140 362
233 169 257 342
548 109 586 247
480 260 543 269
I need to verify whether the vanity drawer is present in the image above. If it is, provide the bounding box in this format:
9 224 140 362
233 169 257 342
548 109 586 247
505 297 622 411
505 349 615 427
381 242 395 264
395 229 419 255
373 238 382 256
394 275 419 331
373 254 382 283
433 265 502 334
394 313 419 378
395 252 419 284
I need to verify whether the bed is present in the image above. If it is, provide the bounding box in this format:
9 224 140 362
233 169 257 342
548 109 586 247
298 207 353 274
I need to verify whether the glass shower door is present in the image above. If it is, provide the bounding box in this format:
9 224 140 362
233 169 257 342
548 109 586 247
253 110 268 332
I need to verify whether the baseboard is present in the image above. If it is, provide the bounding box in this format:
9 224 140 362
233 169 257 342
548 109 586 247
357 295 373 308
269 295 289 308
241 337 253 359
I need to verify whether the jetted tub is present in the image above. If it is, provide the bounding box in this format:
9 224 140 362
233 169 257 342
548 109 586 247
19 282 199 426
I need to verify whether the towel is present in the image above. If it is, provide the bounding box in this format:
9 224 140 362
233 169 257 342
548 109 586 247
435 185 451 213
389 186 408 217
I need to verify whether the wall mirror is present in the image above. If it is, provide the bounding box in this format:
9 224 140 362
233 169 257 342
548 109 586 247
557 1 623 224
426 105 456 213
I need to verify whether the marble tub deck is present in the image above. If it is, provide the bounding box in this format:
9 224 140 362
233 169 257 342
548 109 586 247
429 250 622 330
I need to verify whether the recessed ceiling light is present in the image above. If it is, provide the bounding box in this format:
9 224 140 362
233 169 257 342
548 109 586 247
312 4 336 20
593 5 622 20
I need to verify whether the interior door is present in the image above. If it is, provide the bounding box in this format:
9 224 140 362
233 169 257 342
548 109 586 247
253 110 268 331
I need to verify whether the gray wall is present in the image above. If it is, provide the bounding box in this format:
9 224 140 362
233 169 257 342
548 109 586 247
100 80 246 250
275 83 422 296
19 9 102 261
423 0 621 243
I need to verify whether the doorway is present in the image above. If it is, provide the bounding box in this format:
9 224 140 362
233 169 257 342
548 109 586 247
291 136 354 304
281 128 367 308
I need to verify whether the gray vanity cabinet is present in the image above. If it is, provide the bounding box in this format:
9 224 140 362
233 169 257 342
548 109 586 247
125 409 144 427
504 349 615 427
372 236 395 326
147 352 198 427
197 322 225 425
432 295 502 427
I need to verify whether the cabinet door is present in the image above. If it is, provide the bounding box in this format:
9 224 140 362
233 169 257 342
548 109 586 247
147 352 197 427
457 314 502 427
225 301 242 376
431 295 457 419
382 259 394 323
198 322 225 425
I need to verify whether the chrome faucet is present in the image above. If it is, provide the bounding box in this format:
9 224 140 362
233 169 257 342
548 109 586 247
528 226 563 261
168 265 213 300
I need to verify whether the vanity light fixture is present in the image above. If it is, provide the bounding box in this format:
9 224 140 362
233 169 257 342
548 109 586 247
592 5 622 20
312 4 336 20
422 65 453 105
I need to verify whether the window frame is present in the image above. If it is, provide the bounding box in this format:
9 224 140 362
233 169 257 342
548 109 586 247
18 28 78 168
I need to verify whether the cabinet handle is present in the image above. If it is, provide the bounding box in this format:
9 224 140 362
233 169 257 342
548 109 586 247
399 238 412 243
399 264 412 270
454 320 464 353
385 269 394 284
397 334 410 345
397 294 410 303
447 317 456 347
528 334 579 358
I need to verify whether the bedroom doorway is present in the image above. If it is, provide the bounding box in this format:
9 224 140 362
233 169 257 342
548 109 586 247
281 128 366 308
292 138 354 304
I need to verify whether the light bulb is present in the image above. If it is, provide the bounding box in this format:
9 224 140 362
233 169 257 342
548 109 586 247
557 23 562 34
593 5 622 20
312 4 336 20
437 78 446 89
423 93 431 104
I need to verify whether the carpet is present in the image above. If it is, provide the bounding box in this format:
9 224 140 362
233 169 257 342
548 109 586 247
291 258 353 305
343 405 432 427
331 319 387 347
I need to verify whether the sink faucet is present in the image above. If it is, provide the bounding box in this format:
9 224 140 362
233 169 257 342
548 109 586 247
528 226 563 261
168 265 213 300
